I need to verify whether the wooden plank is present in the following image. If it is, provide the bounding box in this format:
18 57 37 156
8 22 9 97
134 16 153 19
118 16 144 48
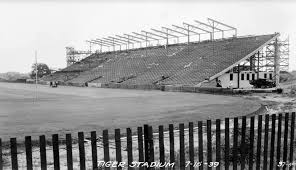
263 114 270 170
289 112 295 170
224 118 229 170
179 123 185 169
10 138 18 170
90 131 97 170
66 134 73 170
39 135 47 170
283 113 289 170
25 136 33 170
148 126 154 164
198 121 203 170
126 128 133 170
189 122 194 170
78 132 85 170
0 138 2 170
169 124 175 165
269 114 276 170
233 117 238 170
241 116 247 170
215 119 221 170
255 115 262 170
207 120 212 170
52 134 60 170
144 125 150 164
276 114 282 170
115 129 122 170
249 116 255 170
137 127 144 168
103 130 110 170
159 125 165 170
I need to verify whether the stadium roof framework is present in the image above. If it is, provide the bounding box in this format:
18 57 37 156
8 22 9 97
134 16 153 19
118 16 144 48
86 18 237 52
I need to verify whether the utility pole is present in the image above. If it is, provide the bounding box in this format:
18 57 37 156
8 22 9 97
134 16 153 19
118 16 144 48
35 50 38 102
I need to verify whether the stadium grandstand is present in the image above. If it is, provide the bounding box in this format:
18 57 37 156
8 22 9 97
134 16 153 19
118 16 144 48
42 18 289 89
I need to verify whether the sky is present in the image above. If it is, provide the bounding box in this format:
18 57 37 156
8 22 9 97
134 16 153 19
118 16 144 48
0 0 295 73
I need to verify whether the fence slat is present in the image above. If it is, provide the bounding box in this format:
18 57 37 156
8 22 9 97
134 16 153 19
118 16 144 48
90 131 97 170
10 138 18 170
269 114 276 170
207 120 212 170
52 134 60 170
249 116 255 170
198 121 203 170
241 116 246 170
25 136 33 170
39 135 47 170
233 117 238 170
215 119 221 170
169 124 175 169
276 114 282 170
225 118 229 170
127 128 133 170
283 113 289 170
115 129 122 170
189 122 194 170
78 132 85 170
179 123 185 169
255 115 262 170
66 134 73 170
289 112 295 170
159 125 165 170
148 126 154 167
0 138 2 170
103 130 110 170
263 114 270 170
144 124 150 164
137 127 144 170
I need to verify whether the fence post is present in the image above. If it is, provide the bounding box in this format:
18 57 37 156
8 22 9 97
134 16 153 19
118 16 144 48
283 113 289 170
39 135 47 170
148 126 154 169
78 132 85 170
144 124 150 167
103 130 110 170
255 115 262 170
233 117 238 170
249 116 255 170
0 138 2 170
10 138 18 170
169 124 175 169
159 125 165 170
241 116 246 170
137 127 144 170
215 119 221 170
66 134 73 170
276 114 282 170
263 114 270 170
207 120 212 170
179 123 185 169
270 114 276 170
25 136 33 170
52 134 60 170
198 121 203 170
224 118 229 170
90 131 98 170
127 128 133 170
289 112 295 170
115 129 122 170
189 122 194 170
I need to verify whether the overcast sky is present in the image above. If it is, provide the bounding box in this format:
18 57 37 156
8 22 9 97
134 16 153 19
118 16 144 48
0 0 295 73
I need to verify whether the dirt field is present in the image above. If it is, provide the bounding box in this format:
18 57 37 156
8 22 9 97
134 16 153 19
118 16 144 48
0 82 260 140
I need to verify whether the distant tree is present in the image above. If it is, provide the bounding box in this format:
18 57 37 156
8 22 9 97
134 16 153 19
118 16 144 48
30 63 51 79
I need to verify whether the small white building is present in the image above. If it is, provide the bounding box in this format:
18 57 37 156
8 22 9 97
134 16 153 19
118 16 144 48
217 71 274 89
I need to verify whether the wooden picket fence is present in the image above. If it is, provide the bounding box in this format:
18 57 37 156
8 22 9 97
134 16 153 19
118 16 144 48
1 112 296 170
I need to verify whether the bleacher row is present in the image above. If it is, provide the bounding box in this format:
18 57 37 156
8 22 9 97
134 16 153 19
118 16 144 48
42 34 277 86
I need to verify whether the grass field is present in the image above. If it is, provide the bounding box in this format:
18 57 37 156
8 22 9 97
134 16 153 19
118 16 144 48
0 82 260 140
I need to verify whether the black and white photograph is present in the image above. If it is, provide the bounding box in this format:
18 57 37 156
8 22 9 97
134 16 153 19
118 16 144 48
0 0 296 169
